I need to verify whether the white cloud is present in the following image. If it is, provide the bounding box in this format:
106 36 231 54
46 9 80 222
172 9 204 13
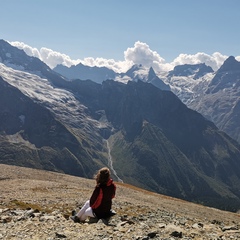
80 41 173 72
124 41 172 72
172 52 228 71
124 41 165 65
10 41 41 59
80 57 132 73
10 40 237 73
10 41 80 69
9 41 131 72
236 56 240 62
39 47 79 69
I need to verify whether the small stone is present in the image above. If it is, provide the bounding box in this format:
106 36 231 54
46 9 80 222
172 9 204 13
158 223 166 228
118 221 129 227
192 223 203 229
198 223 204 228
211 219 222 225
147 231 158 238
55 232 67 238
16 216 27 221
39 215 56 221
170 231 182 238
222 225 238 231
179 219 187 225
26 209 35 215
33 212 42 218
1 216 12 223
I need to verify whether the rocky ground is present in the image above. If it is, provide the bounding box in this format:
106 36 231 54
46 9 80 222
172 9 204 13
0 164 240 240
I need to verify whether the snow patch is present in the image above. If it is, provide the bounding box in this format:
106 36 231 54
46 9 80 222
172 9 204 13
4 62 25 71
0 63 96 131
6 53 11 58
19 115 25 124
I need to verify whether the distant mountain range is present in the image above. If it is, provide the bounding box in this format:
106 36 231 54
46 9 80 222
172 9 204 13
1 39 240 212
54 62 171 91
54 55 240 145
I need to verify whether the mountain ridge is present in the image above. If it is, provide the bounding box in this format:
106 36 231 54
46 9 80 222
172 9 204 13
1 39 240 212
186 56 240 143
168 63 214 79
54 62 116 83
53 55 240 145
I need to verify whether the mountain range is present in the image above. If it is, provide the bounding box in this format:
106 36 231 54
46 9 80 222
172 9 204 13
54 57 240 145
1 39 240 212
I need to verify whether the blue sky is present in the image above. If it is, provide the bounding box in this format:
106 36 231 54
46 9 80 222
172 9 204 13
1 0 240 71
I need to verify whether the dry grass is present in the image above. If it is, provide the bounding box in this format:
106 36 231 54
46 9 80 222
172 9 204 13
7 199 43 211
1 163 240 226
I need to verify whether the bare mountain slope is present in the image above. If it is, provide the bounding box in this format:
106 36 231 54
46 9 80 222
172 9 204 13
189 56 240 143
1 164 240 239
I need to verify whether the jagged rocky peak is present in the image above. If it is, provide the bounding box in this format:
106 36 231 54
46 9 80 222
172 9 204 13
147 66 156 79
217 56 240 73
168 63 214 79
124 64 148 80
146 66 171 91
206 56 240 94
122 64 170 90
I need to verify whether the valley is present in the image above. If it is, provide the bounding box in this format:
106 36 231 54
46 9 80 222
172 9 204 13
0 39 240 213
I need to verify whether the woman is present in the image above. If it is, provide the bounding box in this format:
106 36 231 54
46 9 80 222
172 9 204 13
71 167 116 222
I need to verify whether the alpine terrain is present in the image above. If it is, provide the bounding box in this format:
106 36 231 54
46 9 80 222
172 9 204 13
1 39 240 212
1 164 240 239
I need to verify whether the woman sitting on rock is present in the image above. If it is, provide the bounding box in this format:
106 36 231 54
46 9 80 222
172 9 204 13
71 167 116 223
